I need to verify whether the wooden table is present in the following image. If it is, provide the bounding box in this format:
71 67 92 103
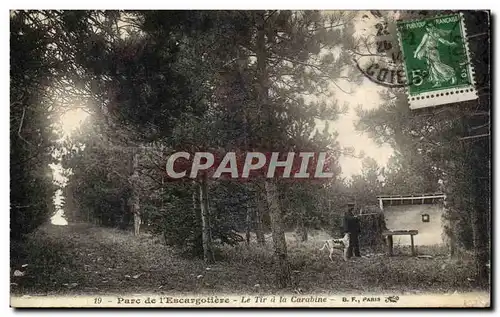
382 230 419 256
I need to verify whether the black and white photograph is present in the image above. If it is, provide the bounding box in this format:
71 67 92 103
8 8 491 308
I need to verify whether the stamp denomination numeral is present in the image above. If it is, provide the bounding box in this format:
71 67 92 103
410 70 424 86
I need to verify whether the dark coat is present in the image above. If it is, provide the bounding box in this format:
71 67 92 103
343 215 361 235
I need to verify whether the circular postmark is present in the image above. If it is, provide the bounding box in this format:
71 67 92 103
353 15 410 88
353 12 433 89
353 55 407 88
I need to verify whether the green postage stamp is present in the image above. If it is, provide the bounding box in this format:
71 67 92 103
397 13 478 109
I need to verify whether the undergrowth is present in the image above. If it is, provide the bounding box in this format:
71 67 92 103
10 224 487 296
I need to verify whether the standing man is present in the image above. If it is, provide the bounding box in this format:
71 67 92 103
343 203 361 259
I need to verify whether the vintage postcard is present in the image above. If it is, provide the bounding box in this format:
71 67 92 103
10 10 491 308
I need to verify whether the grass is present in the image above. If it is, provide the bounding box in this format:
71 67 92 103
10 223 488 296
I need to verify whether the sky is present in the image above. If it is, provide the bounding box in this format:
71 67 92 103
50 108 89 225
317 11 396 178
316 77 394 178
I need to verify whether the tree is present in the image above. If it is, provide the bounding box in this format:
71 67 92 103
355 10 490 285
279 123 343 241
11 10 137 237
348 156 384 208
10 11 59 240
382 152 440 195
249 10 357 288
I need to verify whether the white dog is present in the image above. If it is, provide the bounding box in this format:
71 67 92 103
319 233 350 262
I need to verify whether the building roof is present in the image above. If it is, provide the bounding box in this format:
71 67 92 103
376 193 445 200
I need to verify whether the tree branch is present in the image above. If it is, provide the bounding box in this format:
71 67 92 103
276 56 353 94
17 107 32 146
459 133 490 141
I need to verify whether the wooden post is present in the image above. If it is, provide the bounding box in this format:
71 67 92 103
410 234 416 256
387 235 393 256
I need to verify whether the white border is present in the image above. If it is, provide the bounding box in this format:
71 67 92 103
2 0 497 10
408 89 478 109
2 3 496 317
10 293 491 308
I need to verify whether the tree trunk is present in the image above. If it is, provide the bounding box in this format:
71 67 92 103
133 195 140 236
255 188 266 245
131 152 141 236
256 12 290 288
239 33 253 247
265 179 291 288
192 180 198 212
199 173 215 264
442 190 457 257
445 218 457 258
297 213 308 242
119 198 127 229
470 183 489 285
245 201 252 245
192 172 202 255
470 136 490 285
470 205 489 284
301 229 308 242
449 233 456 257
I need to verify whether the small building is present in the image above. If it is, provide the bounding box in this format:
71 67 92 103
377 193 446 246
